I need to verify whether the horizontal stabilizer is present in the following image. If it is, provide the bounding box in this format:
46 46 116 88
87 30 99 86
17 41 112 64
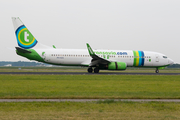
15 47 31 53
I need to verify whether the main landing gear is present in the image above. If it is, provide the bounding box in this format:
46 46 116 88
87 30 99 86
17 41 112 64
87 67 93 73
155 68 159 73
87 67 99 73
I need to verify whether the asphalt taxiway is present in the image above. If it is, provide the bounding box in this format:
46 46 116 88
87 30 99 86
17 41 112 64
0 72 179 75
0 99 180 102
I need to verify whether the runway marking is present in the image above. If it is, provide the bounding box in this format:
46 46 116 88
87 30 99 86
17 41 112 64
0 99 180 102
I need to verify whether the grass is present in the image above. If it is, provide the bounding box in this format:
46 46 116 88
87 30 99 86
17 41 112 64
1 74 180 119
0 101 180 119
0 75 180 99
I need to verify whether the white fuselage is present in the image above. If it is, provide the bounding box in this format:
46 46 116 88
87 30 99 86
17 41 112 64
35 48 173 67
12 17 174 73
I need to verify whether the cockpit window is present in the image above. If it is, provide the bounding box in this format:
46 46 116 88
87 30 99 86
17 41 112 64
163 56 167 58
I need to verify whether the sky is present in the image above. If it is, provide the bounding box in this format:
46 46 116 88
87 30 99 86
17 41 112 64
0 0 180 63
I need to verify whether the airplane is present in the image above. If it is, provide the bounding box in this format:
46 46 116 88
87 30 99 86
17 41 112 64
12 17 174 73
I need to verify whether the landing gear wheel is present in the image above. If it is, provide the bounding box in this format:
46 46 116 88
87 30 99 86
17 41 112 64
88 67 93 73
94 67 99 73
155 68 159 73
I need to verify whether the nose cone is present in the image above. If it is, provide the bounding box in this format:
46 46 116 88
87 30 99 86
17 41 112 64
168 58 174 65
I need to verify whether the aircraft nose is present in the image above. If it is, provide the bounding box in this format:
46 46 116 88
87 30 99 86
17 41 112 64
168 58 174 65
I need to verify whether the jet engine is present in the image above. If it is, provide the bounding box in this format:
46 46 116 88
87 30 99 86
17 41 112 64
108 62 127 70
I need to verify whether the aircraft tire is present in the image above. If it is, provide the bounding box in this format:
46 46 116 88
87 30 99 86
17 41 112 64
155 69 159 73
94 67 99 73
88 67 93 73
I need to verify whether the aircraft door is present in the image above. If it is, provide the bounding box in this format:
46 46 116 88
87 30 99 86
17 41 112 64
155 55 159 62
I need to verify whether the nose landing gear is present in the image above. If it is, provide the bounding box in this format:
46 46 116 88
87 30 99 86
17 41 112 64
155 68 159 73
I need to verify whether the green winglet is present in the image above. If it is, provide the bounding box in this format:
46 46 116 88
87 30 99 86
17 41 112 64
86 43 95 56
53 45 56 49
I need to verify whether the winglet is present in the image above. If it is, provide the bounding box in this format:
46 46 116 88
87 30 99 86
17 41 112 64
86 43 95 56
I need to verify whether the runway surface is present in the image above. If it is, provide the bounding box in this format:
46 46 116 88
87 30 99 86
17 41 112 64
0 72 180 75
0 99 180 102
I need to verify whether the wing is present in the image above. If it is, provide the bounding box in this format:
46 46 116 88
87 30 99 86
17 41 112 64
86 43 110 67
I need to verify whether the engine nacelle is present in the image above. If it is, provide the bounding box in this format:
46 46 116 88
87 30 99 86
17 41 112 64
108 62 127 70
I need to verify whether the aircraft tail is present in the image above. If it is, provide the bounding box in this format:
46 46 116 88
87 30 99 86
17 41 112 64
12 17 38 49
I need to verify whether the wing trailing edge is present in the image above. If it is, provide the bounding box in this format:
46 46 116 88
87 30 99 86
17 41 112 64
86 43 110 67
